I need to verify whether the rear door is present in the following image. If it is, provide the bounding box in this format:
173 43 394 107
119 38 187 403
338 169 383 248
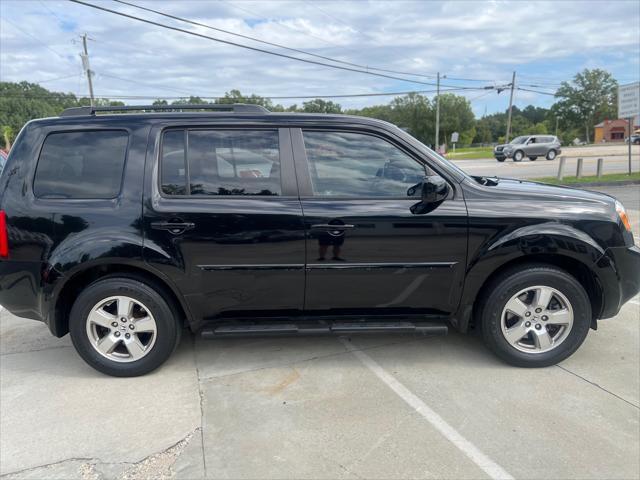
291 127 468 316
143 124 305 329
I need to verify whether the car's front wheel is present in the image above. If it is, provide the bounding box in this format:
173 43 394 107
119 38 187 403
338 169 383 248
546 149 557 160
69 277 181 377
513 150 524 162
479 265 591 367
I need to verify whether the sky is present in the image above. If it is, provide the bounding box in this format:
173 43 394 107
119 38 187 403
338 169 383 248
1 0 639 116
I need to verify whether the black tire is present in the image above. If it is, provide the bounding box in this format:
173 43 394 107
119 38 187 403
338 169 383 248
496 157 506 162
479 265 591 368
513 150 524 162
529 156 537 161
69 277 181 377
546 149 557 160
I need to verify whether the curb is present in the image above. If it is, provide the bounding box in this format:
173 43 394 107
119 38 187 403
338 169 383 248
555 180 640 187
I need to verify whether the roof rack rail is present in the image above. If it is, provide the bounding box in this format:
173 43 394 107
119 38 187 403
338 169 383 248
60 103 269 117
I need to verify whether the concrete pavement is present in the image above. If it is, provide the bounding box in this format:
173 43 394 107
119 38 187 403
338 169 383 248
1 185 639 479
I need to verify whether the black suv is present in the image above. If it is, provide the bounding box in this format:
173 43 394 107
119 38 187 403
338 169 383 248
1 104 638 376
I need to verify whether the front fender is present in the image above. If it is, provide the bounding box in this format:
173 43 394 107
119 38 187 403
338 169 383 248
454 223 617 332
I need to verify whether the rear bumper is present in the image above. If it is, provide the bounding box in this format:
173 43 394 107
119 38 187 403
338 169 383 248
0 260 47 323
600 245 640 318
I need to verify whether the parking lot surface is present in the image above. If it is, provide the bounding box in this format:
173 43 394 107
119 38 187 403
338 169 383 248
452 150 639 179
1 185 639 480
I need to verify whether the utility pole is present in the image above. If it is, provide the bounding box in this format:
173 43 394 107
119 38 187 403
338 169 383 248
555 116 559 137
505 71 516 143
80 33 95 107
434 72 440 151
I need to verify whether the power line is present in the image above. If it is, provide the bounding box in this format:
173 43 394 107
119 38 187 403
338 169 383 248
303 0 372 41
70 0 461 88
21 73 81 84
112 0 489 86
466 90 495 102
112 0 376 72
219 0 346 50
1 17 73 63
98 73 194 96
0 86 483 101
517 87 558 96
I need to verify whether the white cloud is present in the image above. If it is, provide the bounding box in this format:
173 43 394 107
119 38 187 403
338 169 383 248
0 0 638 113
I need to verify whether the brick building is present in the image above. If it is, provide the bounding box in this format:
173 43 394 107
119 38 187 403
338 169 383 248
594 117 640 143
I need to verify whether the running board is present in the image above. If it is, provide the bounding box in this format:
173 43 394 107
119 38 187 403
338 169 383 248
200 321 448 339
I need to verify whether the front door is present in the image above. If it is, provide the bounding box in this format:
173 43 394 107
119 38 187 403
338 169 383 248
143 125 305 329
292 128 468 316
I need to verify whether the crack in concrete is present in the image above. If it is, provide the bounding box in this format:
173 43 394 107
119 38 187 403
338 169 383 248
1 430 199 480
0 344 73 357
1 457 118 478
193 335 208 479
556 364 640 409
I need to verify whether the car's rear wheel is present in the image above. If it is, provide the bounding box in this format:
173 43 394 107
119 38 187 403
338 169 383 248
479 265 591 367
546 149 557 160
513 150 524 162
69 277 181 377
529 156 537 161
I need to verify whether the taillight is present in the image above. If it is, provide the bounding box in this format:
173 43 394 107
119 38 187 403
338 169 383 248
0 210 8 258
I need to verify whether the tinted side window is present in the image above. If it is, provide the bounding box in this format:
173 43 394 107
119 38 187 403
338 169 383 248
34 130 128 199
161 130 187 195
161 129 281 196
302 131 424 197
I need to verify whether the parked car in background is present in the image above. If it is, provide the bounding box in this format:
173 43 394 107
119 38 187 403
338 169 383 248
494 135 561 162
626 134 640 145
0 104 638 377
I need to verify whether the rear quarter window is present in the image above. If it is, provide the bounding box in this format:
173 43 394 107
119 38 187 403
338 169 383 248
34 130 128 199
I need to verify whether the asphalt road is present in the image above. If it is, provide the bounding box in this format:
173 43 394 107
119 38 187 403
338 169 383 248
1 185 639 480
452 154 640 179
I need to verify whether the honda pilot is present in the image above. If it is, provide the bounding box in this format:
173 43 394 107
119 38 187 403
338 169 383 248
0 104 638 377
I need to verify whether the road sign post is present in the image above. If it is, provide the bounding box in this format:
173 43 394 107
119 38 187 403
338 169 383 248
618 82 639 175
451 132 459 155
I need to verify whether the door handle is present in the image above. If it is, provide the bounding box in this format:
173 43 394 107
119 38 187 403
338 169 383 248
310 224 355 230
150 221 195 235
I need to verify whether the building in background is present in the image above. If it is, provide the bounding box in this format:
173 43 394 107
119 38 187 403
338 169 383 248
594 117 640 143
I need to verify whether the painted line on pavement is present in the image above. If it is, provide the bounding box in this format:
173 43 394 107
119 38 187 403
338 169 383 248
340 338 514 480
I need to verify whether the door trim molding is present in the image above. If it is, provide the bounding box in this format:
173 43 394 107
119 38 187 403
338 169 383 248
198 264 304 271
306 262 457 270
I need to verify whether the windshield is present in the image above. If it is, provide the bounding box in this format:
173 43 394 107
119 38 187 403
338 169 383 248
510 136 528 144
0 154 6 175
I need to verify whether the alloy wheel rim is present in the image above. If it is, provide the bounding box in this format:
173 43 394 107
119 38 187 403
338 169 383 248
86 295 157 363
548 151 556 159
500 285 573 354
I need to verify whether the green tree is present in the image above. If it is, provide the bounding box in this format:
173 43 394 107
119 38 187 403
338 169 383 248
300 99 342 113
552 69 617 143
0 81 82 147
387 93 433 145
2 126 14 150
473 121 492 144
436 93 475 146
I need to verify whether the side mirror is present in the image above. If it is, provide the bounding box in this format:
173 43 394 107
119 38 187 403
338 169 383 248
409 176 449 215
421 175 449 203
